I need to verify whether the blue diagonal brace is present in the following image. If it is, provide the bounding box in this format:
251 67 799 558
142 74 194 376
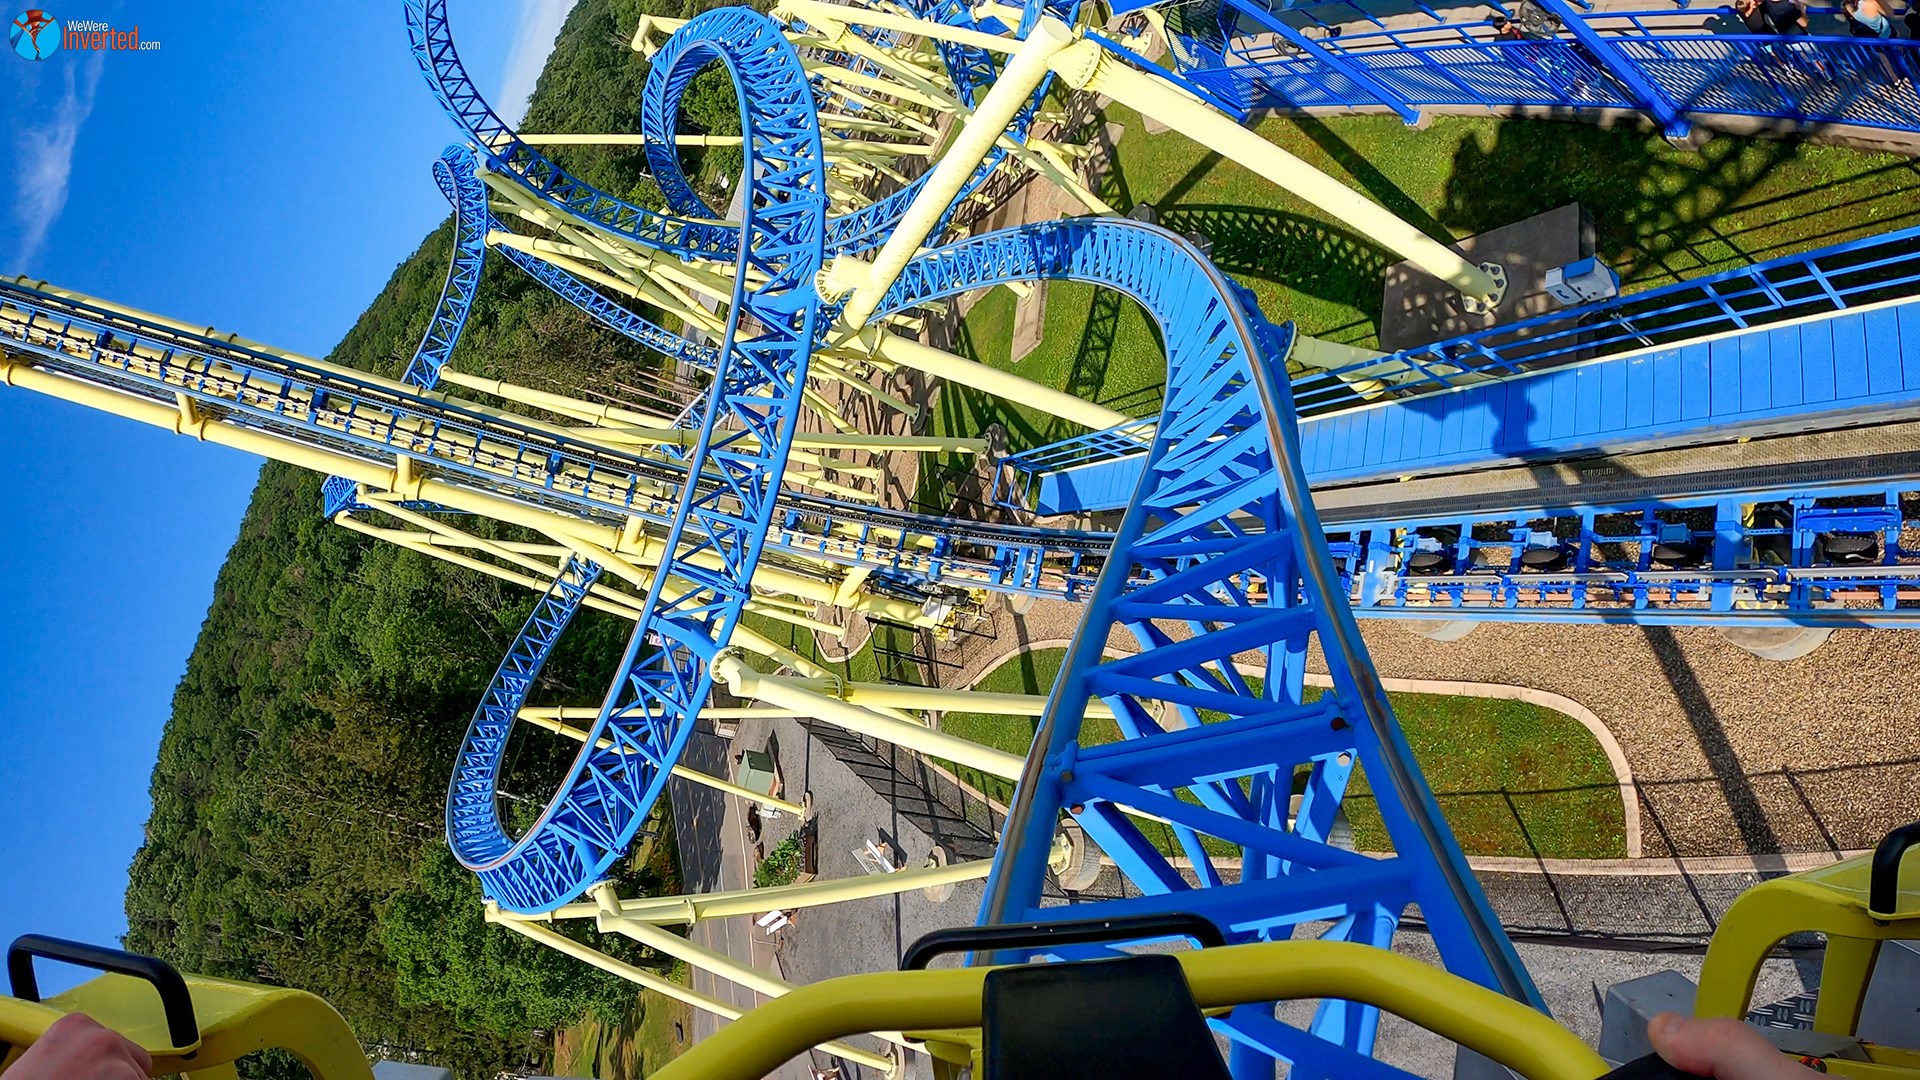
1222 0 1423 125
1531 0 1690 138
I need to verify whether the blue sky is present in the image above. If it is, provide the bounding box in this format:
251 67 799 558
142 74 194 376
0 0 574 986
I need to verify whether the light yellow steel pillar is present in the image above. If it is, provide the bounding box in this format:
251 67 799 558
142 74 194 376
329 512 838 680
1291 336 1388 372
333 515 649 622
671 764 806 816
712 653 1026 780
1291 334 1418 397
838 19 1077 329
769 2 1504 305
436 368 669 428
356 492 847 637
776 678 1118 720
485 180 1129 433
712 655 1175 828
580 425 988 456
515 710 809 816
586 886 921 1055
487 913 896 1075
515 860 994 925
777 0 1011 53
1048 41 1503 306
520 705 804 723
866 330 1130 432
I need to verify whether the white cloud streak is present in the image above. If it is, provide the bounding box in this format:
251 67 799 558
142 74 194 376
498 0 575 127
11 51 105 273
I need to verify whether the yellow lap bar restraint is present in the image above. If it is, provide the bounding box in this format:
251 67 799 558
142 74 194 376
0 972 372 1080
646 939 1609 1080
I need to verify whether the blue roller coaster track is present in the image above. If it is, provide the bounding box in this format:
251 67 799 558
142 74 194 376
403 0 1066 265
18 0 1907 1070
878 216 1538 1068
996 222 1920 627
442 6 829 912
390 0 1920 961
6 0 1918 1070
393 14 1540 1062
404 148 489 389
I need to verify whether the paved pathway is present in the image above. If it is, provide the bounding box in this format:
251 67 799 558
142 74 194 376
669 725 815 1080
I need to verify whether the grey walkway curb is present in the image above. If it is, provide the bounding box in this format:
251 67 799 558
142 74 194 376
1300 672 1644 860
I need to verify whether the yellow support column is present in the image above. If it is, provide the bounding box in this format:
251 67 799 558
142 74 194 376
712 654 1026 780
586 886 925 1055
867 330 1130 432
487 913 897 1075
1049 41 1503 306
515 861 995 925
839 18 1078 329
514 710 809 817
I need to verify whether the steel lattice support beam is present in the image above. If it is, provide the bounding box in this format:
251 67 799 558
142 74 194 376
862 217 1539 1073
445 7 830 913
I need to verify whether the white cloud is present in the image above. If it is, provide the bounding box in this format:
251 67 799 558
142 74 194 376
11 51 105 273
498 0 576 127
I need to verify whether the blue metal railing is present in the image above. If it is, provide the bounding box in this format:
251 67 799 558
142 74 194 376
1166 0 1920 134
992 417 1157 509
1294 220 1920 413
996 222 1920 494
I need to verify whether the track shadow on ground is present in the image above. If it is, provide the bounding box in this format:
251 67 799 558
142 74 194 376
1439 123 1920 289
1641 626 1782 857
1156 204 1397 340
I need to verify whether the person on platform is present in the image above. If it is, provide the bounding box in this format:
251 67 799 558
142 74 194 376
1734 0 1834 84
1841 0 1910 87
1734 0 1811 35
1845 0 1897 35
1489 5 1595 99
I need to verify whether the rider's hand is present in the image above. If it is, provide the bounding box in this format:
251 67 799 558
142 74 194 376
6 1012 152 1080
1647 1012 1820 1078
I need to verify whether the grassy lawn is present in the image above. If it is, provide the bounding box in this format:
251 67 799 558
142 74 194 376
937 648 1626 860
736 607 928 687
914 112 1920 509
552 987 694 1079
1100 107 1920 348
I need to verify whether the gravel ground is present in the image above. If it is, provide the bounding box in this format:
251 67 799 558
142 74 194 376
1340 622 1920 858
855 573 1920 860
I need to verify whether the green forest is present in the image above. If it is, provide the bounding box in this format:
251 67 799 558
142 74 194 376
119 0 727 1075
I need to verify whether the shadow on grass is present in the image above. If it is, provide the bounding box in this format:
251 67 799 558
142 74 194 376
1439 123 1920 289
1293 115 1455 241
1156 203 1397 339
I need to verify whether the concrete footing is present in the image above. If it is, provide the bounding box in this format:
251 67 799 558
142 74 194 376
1717 625 1833 662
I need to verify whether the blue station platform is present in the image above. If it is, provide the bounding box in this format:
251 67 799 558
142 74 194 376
1031 298 1920 515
